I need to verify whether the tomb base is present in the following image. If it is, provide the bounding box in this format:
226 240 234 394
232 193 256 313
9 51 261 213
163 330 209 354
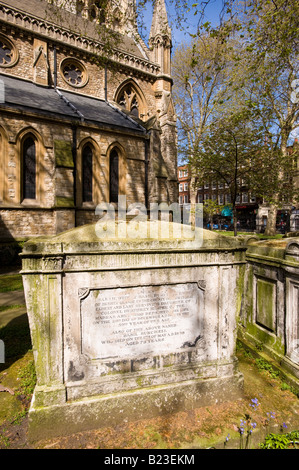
28 371 243 441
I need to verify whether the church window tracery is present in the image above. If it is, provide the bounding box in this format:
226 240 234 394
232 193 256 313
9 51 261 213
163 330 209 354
0 35 18 67
60 59 88 88
118 85 139 117
88 0 107 23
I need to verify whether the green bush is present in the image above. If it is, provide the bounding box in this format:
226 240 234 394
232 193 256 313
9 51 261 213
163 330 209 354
260 431 299 449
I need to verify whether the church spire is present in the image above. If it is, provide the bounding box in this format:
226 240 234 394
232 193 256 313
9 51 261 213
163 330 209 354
149 0 171 41
149 0 172 75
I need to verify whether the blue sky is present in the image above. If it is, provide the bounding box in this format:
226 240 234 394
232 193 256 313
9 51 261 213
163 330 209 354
136 0 299 143
137 0 225 48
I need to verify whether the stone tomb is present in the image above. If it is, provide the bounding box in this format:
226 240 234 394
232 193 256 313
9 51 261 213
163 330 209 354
21 221 246 440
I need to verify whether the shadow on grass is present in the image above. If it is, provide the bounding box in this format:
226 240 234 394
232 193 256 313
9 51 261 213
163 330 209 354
0 314 32 373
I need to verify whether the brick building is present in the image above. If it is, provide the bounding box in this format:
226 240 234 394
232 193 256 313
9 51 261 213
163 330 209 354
179 140 299 233
195 179 259 231
0 0 178 241
177 164 190 205
178 164 260 230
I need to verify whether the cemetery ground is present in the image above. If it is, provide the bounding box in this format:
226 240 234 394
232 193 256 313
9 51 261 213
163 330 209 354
0 268 299 450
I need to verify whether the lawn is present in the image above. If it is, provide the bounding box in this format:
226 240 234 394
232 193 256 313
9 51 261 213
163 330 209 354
0 274 23 293
214 231 284 239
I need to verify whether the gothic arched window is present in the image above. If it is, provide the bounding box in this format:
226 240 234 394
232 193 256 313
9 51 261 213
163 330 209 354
117 85 140 118
109 149 119 203
82 144 93 202
22 136 36 200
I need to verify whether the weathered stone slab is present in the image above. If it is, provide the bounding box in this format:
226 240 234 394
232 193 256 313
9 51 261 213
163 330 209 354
80 283 204 360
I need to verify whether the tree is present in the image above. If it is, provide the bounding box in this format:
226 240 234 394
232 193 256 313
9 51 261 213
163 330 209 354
233 0 299 234
173 0 299 235
191 110 264 235
172 26 238 163
202 199 225 230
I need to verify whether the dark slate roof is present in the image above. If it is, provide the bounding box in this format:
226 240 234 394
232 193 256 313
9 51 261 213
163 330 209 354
0 74 146 133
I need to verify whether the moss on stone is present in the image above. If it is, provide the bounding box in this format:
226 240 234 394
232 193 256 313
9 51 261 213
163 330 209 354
245 322 285 357
55 197 74 208
236 264 245 316
54 140 73 168
22 220 247 255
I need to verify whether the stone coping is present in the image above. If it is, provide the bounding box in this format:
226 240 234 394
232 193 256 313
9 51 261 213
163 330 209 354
246 237 299 265
20 221 249 256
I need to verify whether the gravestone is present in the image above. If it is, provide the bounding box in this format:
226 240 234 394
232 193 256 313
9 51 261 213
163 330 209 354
21 220 247 440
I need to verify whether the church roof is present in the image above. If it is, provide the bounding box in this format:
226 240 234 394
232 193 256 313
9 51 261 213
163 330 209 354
0 0 149 60
0 74 146 133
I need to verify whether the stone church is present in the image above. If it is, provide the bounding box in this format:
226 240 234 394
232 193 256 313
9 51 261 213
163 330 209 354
0 0 178 241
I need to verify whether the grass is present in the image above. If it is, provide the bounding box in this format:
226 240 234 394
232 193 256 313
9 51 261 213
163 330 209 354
214 231 284 239
255 358 280 379
0 270 34 448
237 340 299 398
0 274 23 293
0 304 25 313
0 272 30 369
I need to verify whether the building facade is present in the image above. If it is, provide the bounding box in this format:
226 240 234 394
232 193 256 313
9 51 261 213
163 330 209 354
178 163 259 231
177 164 190 205
0 0 178 241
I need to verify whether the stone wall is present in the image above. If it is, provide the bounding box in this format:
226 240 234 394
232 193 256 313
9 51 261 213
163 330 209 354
239 238 299 382
0 108 149 240
0 1 178 242
0 209 57 239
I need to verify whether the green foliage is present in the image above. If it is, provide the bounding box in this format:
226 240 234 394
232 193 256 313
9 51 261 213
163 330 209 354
0 274 23 293
202 199 225 227
254 342 264 352
16 358 36 404
174 0 299 235
243 350 254 360
255 358 280 379
260 431 299 449
0 432 10 448
10 410 27 426
280 382 299 398
281 382 291 392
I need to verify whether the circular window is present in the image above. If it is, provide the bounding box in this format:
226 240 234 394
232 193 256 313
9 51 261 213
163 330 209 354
60 59 88 88
0 35 18 68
